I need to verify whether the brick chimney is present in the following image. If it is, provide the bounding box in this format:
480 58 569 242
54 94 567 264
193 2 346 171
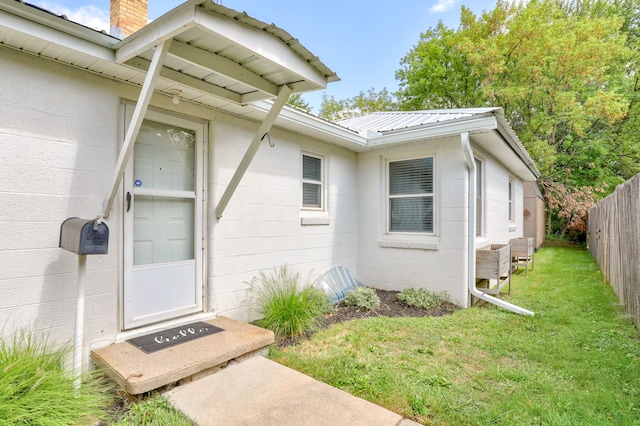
110 0 148 38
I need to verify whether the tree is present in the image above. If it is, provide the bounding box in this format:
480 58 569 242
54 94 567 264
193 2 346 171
396 20 485 110
287 93 312 112
319 88 396 121
396 0 638 237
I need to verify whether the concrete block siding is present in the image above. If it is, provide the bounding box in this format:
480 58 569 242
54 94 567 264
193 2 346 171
357 140 470 306
0 49 120 349
357 138 525 307
209 116 358 322
0 41 527 354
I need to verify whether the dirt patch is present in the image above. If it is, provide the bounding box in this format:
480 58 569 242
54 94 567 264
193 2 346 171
276 289 459 347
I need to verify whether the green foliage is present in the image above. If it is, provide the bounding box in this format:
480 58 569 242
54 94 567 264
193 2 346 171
396 288 449 309
114 395 192 426
396 21 485 110
248 266 330 338
319 88 397 121
344 287 381 310
0 328 110 425
395 0 640 236
287 93 311 112
272 246 640 425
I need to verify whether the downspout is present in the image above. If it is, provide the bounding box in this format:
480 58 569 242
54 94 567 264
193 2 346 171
461 132 534 316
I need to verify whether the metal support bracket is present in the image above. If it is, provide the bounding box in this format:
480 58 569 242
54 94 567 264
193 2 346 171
215 85 293 218
102 40 172 218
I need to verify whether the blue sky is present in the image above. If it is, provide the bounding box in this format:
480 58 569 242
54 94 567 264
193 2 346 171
34 0 498 112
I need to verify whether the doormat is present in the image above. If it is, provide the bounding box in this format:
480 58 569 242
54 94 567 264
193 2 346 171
127 321 224 354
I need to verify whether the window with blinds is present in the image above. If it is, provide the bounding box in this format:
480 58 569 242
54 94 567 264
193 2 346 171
388 157 434 233
508 179 513 222
302 153 323 209
475 158 483 236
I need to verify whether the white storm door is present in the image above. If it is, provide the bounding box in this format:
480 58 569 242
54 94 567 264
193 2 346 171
123 112 204 330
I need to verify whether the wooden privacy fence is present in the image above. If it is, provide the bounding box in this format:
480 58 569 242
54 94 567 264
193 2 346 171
588 173 640 328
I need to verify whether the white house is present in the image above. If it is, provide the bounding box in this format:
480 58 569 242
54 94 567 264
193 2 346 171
0 0 540 363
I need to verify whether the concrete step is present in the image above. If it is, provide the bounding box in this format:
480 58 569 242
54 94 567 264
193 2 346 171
164 356 417 426
91 316 274 395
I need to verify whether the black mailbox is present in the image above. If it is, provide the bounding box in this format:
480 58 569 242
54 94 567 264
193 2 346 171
59 218 109 255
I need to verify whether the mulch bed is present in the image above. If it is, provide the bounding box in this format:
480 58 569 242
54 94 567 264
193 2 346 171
276 289 459 348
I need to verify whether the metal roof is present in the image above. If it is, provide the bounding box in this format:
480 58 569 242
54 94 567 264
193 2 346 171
0 1 539 180
0 0 338 110
336 109 540 179
337 109 500 133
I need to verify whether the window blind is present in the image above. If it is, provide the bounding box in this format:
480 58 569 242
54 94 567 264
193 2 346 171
302 154 322 208
388 157 434 233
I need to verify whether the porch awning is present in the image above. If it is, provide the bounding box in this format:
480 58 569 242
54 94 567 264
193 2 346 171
113 0 339 108
98 0 338 216
1 0 339 216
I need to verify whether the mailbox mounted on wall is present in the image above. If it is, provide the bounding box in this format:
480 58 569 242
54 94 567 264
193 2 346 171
59 218 109 255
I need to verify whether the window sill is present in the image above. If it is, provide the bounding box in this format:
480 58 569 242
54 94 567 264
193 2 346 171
379 234 439 250
476 237 490 249
301 216 330 226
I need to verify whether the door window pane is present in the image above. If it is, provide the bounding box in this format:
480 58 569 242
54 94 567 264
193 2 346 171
134 120 195 191
133 196 195 266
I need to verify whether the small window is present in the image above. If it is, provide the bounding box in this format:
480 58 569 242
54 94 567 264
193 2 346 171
508 179 514 222
302 153 323 209
388 157 434 233
475 158 483 237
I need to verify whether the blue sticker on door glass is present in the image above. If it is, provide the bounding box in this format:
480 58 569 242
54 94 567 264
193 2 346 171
134 179 142 187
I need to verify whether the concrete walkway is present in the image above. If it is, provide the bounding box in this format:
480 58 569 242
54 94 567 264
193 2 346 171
165 356 421 426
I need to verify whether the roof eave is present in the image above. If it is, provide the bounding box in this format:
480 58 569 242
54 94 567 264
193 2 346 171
114 1 333 103
249 101 368 151
0 0 116 61
366 115 499 148
491 109 541 179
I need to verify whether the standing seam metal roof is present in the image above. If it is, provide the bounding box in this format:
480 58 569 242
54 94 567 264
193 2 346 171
336 109 499 133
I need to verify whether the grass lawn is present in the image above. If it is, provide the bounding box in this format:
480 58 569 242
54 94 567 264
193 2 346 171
270 245 640 425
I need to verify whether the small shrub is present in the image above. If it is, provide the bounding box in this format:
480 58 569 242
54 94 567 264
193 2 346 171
397 288 449 309
248 266 330 338
307 285 335 315
344 287 380 310
0 328 110 425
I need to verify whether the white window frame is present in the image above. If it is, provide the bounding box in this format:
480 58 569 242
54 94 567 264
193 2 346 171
301 152 325 211
386 155 435 235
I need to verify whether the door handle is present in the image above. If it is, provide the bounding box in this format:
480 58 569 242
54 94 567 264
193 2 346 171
126 192 132 212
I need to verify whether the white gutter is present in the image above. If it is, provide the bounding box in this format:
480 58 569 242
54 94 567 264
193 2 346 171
461 132 534 316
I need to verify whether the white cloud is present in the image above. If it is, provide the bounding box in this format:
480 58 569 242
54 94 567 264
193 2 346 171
429 0 458 13
34 2 110 32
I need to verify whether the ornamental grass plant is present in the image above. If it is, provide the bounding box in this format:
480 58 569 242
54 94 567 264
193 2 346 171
0 328 109 425
248 265 332 339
